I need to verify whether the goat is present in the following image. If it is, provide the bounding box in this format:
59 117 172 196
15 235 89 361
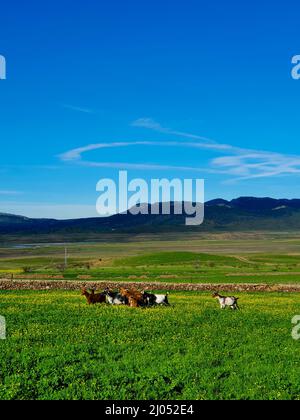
81 287 106 305
143 291 170 306
212 292 239 310
104 288 126 305
128 296 139 308
120 287 145 307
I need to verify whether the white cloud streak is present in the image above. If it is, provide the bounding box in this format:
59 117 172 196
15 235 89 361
62 104 96 114
59 141 216 173
132 118 300 181
59 118 300 182
132 118 232 149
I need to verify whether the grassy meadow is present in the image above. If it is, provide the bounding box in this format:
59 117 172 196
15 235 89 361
1 233 300 400
0 290 300 400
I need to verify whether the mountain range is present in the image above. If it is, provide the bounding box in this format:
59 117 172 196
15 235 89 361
2 197 300 236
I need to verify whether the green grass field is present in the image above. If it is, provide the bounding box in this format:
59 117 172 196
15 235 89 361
1 242 300 285
1 234 300 400
0 290 300 400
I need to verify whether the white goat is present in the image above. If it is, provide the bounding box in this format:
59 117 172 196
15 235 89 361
213 292 239 310
143 291 170 306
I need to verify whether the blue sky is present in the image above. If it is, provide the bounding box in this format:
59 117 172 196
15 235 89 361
0 0 300 218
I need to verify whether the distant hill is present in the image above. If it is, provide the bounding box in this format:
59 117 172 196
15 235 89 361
2 197 300 235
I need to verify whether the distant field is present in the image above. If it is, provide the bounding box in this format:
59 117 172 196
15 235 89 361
0 290 299 400
1 235 300 285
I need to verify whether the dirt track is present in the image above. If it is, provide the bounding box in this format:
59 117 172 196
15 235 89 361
0 279 300 293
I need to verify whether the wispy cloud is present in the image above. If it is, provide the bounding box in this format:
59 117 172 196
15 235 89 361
59 142 154 161
133 118 300 181
211 152 300 181
62 104 96 114
59 141 214 173
59 140 238 163
0 190 22 196
132 118 226 146
59 117 300 182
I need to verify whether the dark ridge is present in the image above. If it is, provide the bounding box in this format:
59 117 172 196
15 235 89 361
1 197 300 235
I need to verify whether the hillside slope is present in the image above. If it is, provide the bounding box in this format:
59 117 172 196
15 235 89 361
1 197 300 234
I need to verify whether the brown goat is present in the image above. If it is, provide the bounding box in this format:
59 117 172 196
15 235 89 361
81 287 106 305
128 296 139 307
120 287 145 307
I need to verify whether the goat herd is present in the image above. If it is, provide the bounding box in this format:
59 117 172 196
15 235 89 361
81 287 240 310
81 287 170 308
